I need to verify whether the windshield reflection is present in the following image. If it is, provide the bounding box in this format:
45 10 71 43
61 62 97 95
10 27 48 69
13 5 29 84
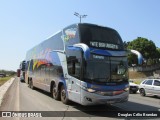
84 54 128 84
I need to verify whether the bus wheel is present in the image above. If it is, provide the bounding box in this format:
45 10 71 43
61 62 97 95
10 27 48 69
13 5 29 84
52 84 60 100
28 79 30 88
61 85 69 104
29 79 34 90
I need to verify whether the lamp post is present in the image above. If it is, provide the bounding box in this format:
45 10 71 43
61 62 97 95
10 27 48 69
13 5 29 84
74 12 87 23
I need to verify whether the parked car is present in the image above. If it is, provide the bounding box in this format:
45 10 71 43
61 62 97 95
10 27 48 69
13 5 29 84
139 79 160 97
129 80 139 93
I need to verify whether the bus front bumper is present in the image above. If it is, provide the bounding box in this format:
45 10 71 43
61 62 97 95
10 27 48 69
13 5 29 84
80 89 129 106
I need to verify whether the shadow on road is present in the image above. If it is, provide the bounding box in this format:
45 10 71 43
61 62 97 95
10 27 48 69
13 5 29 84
146 95 160 99
28 85 160 118
115 101 160 111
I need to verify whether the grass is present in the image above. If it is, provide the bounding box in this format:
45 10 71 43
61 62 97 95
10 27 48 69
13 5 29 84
129 71 153 79
0 76 13 86
129 71 154 84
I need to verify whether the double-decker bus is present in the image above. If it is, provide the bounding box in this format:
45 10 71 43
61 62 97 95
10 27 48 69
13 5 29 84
19 60 26 82
24 23 137 105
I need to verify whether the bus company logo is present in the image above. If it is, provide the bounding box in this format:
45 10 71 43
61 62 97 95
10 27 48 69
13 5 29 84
62 28 77 42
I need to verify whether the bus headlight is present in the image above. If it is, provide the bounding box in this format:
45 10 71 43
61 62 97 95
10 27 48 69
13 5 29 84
124 87 129 91
80 85 96 93
124 84 129 91
87 88 96 93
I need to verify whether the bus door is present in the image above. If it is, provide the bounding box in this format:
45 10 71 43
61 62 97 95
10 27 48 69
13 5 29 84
66 55 81 103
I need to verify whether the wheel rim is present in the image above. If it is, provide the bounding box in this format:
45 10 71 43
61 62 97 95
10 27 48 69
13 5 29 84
140 89 145 96
31 81 33 88
29 81 31 88
61 89 66 101
53 88 57 98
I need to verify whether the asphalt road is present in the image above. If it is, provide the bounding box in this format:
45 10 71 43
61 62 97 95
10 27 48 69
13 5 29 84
0 77 160 120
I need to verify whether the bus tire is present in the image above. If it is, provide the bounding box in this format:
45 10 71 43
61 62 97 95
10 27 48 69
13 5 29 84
28 78 30 88
61 85 69 104
29 79 34 90
52 84 60 100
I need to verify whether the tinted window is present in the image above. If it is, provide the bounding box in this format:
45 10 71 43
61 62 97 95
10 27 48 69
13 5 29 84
84 54 128 83
142 80 147 84
145 80 153 85
67 50 81 79
154 80 160 86
79 24 124 50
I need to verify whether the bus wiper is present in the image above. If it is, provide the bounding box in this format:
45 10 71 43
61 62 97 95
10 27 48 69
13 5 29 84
84 77 110 83
110 78 125 82
91 78 110 82
92 78 105 79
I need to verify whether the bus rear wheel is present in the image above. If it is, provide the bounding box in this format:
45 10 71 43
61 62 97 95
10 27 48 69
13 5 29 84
61 85 69 104
29 79 34 90
52 84 60 100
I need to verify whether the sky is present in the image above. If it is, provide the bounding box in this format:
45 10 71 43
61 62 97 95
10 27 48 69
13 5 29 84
0 0 160 71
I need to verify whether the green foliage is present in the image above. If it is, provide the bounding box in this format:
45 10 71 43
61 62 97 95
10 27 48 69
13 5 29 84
127 37 157 59
0 70 16 76
147 58 154 65
0 76 13 86
156 48 160 58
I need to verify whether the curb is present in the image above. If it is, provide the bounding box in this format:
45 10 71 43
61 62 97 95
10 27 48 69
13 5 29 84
0 77 15 106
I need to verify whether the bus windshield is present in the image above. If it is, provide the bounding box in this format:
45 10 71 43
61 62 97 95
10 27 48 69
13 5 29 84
83 54 128 84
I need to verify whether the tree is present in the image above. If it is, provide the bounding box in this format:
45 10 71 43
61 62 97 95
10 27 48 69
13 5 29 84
127 37 158 65
156 48 160 58
0 69 16 76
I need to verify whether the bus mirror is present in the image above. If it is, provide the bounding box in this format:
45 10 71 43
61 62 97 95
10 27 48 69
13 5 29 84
127 49 143 65
67 43 90 60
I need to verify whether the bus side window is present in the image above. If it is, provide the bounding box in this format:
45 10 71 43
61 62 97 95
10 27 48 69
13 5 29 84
67 58 76 75
75 62 80 77
67 57 81 79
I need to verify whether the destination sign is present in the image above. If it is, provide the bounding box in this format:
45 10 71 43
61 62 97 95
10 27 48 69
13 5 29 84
90 41 119 49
